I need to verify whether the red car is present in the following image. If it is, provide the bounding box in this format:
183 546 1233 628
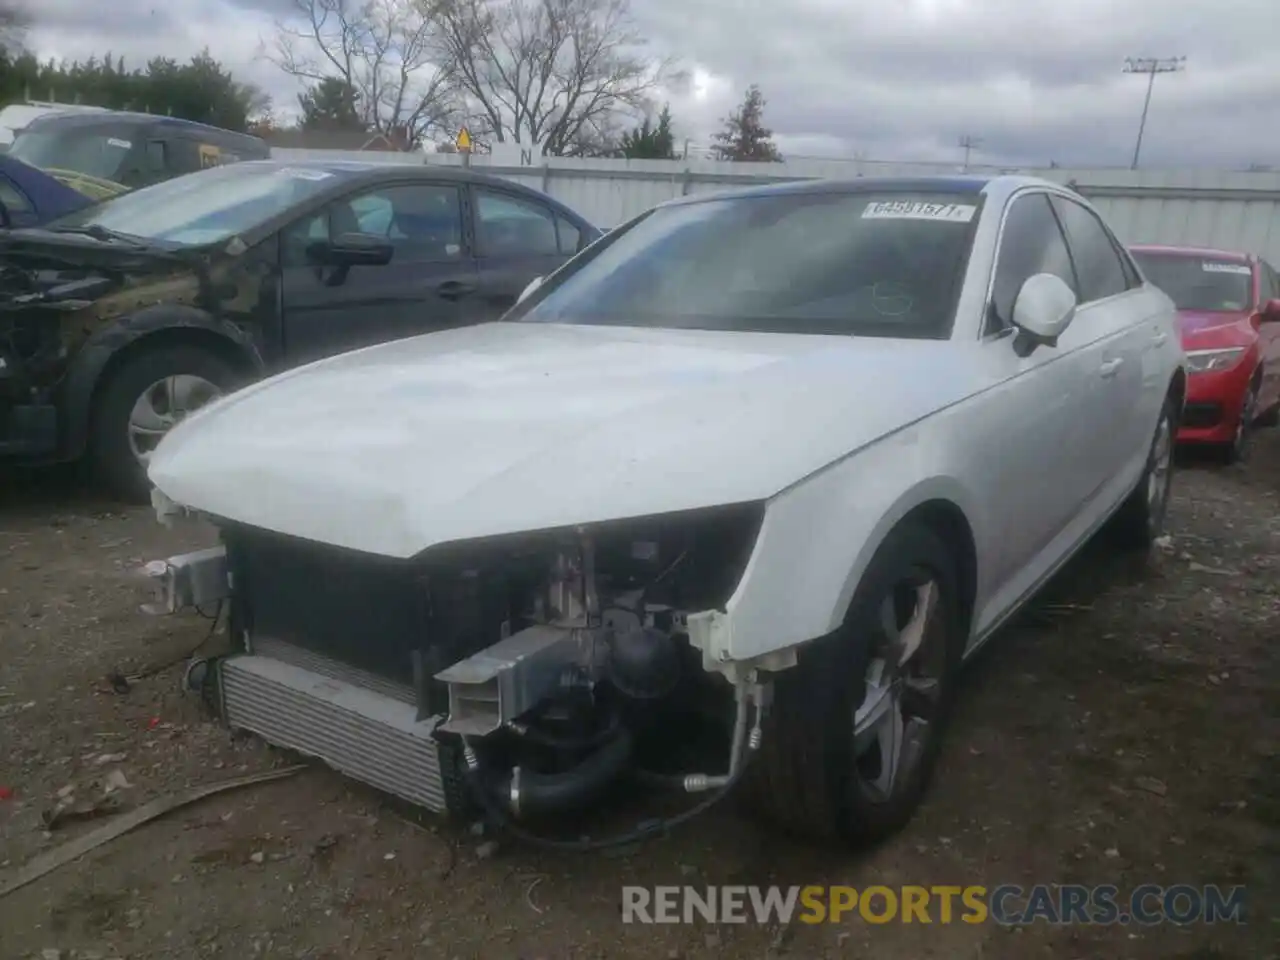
1129 244 1280 462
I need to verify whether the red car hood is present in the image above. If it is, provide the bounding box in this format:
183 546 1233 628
1177 309 1254 348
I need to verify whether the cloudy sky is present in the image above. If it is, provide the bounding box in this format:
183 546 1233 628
26 0 1278 170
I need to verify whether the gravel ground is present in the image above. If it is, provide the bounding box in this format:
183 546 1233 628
1 440 1277 960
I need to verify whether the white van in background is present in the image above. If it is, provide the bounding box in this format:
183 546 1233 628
0 102 111 150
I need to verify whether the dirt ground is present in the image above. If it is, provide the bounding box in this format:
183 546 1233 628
1 439 1277 960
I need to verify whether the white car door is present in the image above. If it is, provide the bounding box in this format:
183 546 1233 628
1048 194 1150 502
972 191 1102 606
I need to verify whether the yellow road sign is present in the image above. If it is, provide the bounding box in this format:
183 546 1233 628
455 127 472 151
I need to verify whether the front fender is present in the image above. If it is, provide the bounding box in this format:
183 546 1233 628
62 304 264 459
711 421 981 663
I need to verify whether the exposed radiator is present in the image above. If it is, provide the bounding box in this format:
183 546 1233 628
220 653 450 813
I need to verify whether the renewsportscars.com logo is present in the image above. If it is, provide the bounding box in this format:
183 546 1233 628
621 884 1247 926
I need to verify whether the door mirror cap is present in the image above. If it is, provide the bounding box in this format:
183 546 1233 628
1011 273 1077 353
307 231 393 267
517 275 544 305
1260 298 1280 322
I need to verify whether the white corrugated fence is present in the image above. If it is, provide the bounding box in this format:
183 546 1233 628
271 148 1280 265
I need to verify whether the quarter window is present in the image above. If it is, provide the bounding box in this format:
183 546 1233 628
1050 196 1129 303
0 179 32 221
988 193 1077 333
475 189 561 257
555 215 582 255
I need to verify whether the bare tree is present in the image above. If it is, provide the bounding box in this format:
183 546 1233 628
435 0 675 157
266 0 456 146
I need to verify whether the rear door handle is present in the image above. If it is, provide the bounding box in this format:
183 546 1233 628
1152 332 1168 346
436 280 477 301
1100 358 1124 378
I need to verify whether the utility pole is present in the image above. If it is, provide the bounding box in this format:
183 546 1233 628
958 135 982 171
1123 56 1185 170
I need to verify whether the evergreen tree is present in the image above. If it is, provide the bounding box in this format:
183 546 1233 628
619 103 677 159
710 85 782 162
297 77 364 132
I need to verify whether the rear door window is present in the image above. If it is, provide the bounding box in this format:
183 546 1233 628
1049 196 1129 303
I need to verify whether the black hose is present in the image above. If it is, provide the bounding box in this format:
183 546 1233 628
507 705 622 752
498 726 634 819
461 706 757 852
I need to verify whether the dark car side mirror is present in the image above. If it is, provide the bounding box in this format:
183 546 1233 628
306 231 394 268
1261 298 1280 323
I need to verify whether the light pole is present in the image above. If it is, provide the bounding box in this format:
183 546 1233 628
958 135 982 172
1122 57 1185 170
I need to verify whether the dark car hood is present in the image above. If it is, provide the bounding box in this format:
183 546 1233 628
0 155 96 222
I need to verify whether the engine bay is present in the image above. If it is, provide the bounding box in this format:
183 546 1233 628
152 502 774 844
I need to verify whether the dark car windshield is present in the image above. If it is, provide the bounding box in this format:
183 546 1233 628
1132 251 1254 312
514 190 981 338
44 163 338 245
9 127 139 181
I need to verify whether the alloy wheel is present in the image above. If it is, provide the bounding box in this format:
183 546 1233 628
852 576 947 802
127 374 223 464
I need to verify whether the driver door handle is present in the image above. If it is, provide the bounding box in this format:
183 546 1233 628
1152 331 1168 346
436 280 477 301
1099 358 1124 378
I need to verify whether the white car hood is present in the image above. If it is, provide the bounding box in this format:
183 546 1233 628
149 322 988 558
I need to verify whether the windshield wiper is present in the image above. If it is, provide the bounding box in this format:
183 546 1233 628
47 224 151 246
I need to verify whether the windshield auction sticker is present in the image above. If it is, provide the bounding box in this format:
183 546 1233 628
1201 262 1251 275
862 201 977 222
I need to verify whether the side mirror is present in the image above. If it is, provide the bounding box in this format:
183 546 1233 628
517 275 544 304
1260 298 1280 323
1010 273 1077 356
306 231 393 267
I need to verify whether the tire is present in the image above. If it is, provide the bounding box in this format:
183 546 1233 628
88 345 239 502
743 521 963 847
1108 394 1176 550
1212 376 1261 466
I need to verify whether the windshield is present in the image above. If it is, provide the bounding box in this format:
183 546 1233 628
9 128 137 181
1132 252 1254 312
514 190 981 338
45 163 338 246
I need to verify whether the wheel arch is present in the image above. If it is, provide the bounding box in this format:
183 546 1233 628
62 306 263 459
896 498 979 637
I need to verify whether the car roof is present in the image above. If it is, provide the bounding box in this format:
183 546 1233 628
232 159 595 223
22 110 267 146
655 173 1066 210
1128 243 1255 263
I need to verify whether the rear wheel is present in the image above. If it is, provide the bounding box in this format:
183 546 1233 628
88 345 238 502
743 522 963 847
1108 395 1176 549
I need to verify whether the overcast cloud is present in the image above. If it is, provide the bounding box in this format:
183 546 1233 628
25 0 1278 169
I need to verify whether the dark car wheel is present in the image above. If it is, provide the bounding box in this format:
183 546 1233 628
89 345 238 502
1108 394 1176 550
743 521 963 847
1214 377 1260 466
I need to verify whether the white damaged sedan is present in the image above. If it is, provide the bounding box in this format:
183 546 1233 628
143 175 1184 848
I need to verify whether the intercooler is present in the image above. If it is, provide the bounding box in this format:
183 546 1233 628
212 525 499 816
219 640 451 813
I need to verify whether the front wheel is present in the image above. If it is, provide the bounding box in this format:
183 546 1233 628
1107 395 1176 550
743 522 963 847
88 345 238 502
1212 377 1260 466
